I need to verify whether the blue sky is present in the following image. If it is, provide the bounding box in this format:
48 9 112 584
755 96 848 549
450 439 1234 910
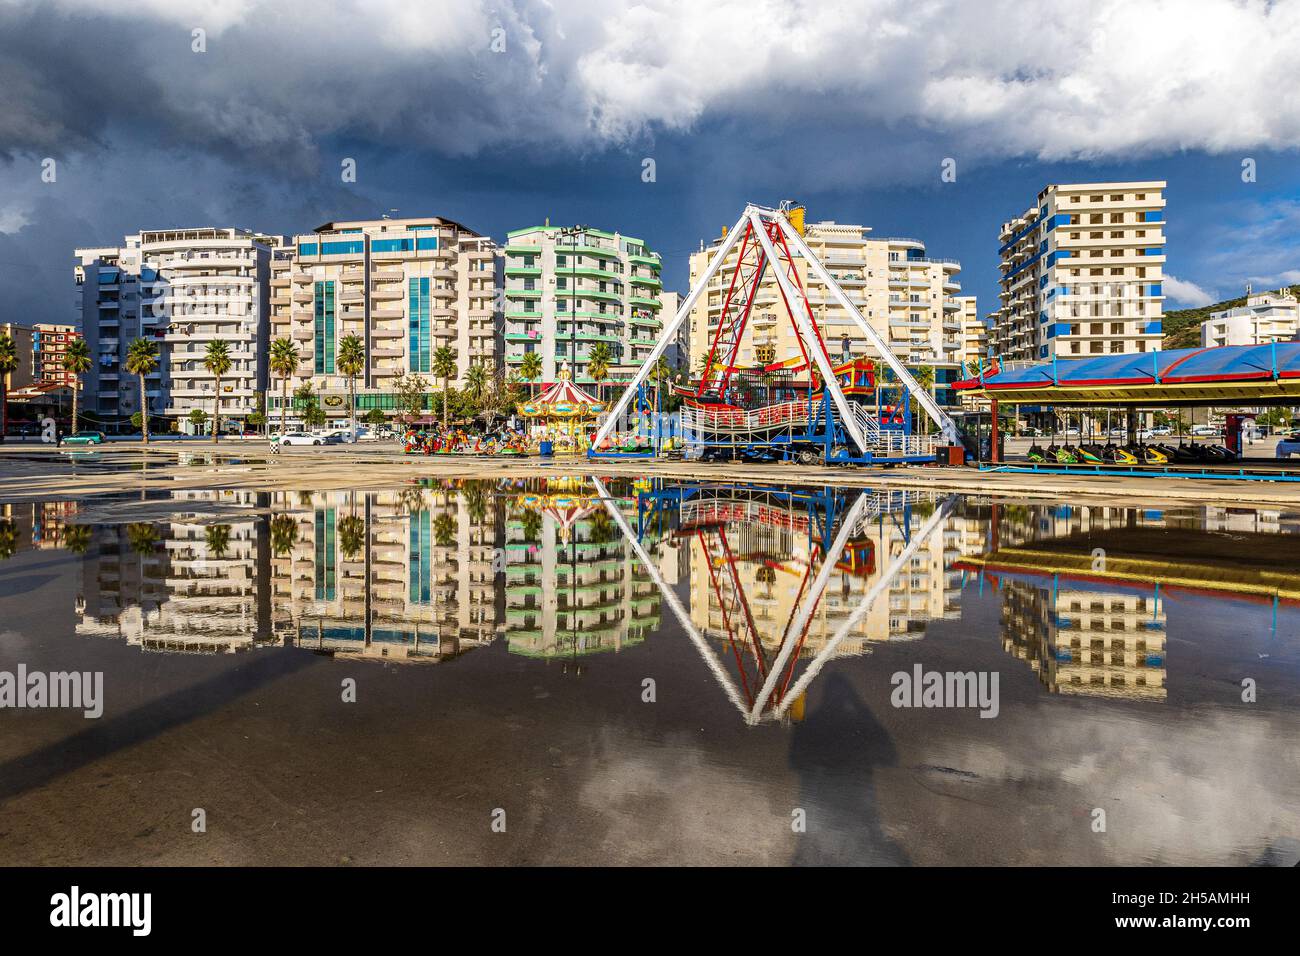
2 0 1299 326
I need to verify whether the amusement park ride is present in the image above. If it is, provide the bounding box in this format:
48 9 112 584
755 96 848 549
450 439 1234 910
593 475 957 724
591 202 963 464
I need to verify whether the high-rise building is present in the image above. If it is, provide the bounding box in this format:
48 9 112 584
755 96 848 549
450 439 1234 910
268 217 499 425
992 182 1166 362
270 487 503 660
32 324 81 387
0 323 35 391
687 220 967 408
1201 287 1300 347
75 228 283 431
956 296 987 370
501 225 664 390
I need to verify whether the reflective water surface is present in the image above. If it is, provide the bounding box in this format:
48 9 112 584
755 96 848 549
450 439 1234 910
1 478 1298 865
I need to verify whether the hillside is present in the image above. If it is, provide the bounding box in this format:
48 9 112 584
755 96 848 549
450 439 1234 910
1162 285 1300 350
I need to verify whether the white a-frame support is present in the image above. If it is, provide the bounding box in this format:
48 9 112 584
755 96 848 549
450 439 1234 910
592 204 959 450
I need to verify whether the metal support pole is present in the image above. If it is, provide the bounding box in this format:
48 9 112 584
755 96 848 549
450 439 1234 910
772 211 960 443
592 209 752 449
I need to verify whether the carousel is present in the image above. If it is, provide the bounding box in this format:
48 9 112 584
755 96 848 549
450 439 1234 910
519 366 606 453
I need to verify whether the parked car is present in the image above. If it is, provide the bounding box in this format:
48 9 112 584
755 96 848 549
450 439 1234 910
276 431 323 446
1276 433 1300 458
58 430 106 446
321 432 352 445
1148 426 1172 436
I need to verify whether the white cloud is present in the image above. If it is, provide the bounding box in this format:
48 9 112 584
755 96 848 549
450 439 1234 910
5 0 1300 173
1163 274 1217 308
0 202 29 234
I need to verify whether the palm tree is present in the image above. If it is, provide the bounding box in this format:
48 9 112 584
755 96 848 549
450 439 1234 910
125 338 159 443
463 362 489 406
62 337 92 434
337 333 365 430
0 520 17 560
338 514 366 559
431 346 456 429
204 524 231 559
910 365 936 435
269 513 298 556
0 333 17 444
519 351 543 397
587 341 613 401
268 337 300 438
63 524 92 555
203 340 232 443
126 522 159 555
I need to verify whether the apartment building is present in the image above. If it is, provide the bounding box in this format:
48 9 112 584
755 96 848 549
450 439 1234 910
0 323 36 393
269 217 499 424
75 228 282 432
957 297 988 370
502 484 659 658
687 220 967 408
33 324 81 387
270 487 503 660
991 182 1166 362
501 224 664 390
75 491 272 654
1201 287 1300 347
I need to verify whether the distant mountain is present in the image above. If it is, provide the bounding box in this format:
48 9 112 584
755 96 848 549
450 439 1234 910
1162 285 1300 350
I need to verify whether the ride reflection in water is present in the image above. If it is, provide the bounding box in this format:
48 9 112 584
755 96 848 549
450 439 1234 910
5 478 1296 718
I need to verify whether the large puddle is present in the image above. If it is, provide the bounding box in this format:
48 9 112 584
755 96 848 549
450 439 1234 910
1 478 1298 865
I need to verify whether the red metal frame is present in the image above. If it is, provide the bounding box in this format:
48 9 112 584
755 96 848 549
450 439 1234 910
695 218 836 401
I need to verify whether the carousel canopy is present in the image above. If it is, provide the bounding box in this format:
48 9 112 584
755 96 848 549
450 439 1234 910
521 374 606 418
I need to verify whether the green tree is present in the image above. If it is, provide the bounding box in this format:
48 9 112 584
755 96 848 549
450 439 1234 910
203 340 232 443
393 372 429 427
0 333 18 443
188 408 209 432
125 338 159 443
62 337 93 434
337 333 365 429
0 519 17 559
587 341 613 401
519 351 543 397
63 523 92 555
433 510 457 548
910 365 936 435
204 524 231 558
432 347 456 429
268 337 300 437
126 522 159 555
364 407 386 428
338 514 367 558
463 362 490 407
269 513 297 556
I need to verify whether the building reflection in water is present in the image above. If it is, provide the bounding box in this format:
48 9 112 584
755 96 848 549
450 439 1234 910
504 477 660 662
6 482 1291 713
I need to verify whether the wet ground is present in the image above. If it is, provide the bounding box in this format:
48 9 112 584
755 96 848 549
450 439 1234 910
1 477 1298 865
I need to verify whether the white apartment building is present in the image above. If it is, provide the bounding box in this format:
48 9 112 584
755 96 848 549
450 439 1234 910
501 224 664 390
269 217 499 424
992 182 1166 362
75 228 282 432
1201 287 1300 347
957 296 988 370
687 220 967 409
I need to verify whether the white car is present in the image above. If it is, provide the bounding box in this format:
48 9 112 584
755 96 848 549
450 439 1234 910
1276 433 1300 458
277 431 323 446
